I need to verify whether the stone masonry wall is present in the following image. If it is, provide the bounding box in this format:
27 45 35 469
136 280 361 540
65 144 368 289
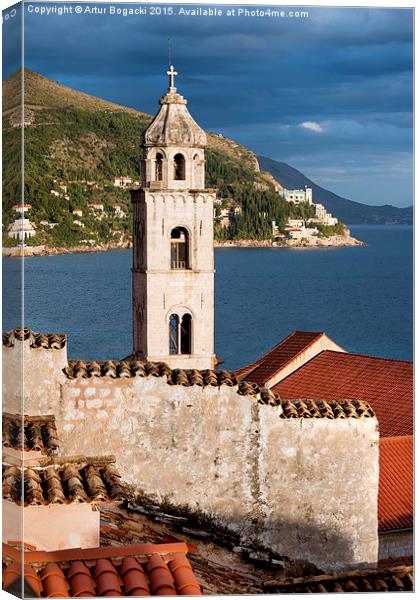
3 340 379 572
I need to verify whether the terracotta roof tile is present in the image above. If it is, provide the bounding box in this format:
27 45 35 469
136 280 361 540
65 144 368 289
5 562 44 597
2 542 201 597
0 329 379 419
39 563 69 598
63 359 374 418
2 456 129 506
280 398 374 419
146 553 177 595
98 504 265 595
378 555 413 569
3 413 59 454
67 560 96 596
263 565 414 593
378 436 413 532
3 327 66 349
237 331 325 385
274 350 413 437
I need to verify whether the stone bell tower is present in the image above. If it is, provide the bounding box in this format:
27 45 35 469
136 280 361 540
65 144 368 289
131 65 216 369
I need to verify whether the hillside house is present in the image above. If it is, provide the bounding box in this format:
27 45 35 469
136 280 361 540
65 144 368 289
8 219 37 242
313 203 338 226
8 205 37 243
112 204 126 217
285 220 319 240
283 186 313 205
87 202 104 220
39 221 58 229
13 203 32 215
113 176 133 187
280 186 339 227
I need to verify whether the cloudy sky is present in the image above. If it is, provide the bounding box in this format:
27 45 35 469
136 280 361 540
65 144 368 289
3 3 413 206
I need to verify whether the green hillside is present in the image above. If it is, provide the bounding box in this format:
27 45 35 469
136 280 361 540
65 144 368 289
3 69 315 248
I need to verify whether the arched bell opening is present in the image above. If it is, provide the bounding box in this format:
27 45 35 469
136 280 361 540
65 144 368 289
170 227 190 269
155 153 163 181
169 314 179 355
174 153 186 181
169 312 192 355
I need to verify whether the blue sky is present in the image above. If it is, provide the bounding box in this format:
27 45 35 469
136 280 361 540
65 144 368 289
3 3 414 206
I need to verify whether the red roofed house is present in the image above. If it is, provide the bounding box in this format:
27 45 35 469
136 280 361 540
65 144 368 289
237 331 345 388
238 331 413 564
2 542 201 597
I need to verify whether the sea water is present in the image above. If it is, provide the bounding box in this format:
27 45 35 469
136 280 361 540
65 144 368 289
3 225 413 370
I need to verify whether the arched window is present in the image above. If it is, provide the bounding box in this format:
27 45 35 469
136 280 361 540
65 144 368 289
169 314 179 354
180 314 192 354
155 153 163 181
170 227 189 269
169 312 192 355
174 154 186 180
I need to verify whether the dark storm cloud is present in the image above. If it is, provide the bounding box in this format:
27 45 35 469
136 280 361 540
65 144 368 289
10 3 413 206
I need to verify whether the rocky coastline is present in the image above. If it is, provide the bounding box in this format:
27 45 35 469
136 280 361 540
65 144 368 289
215 234 364 249
3 234 364 258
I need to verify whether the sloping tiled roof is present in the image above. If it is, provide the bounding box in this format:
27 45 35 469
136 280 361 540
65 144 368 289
236 331 324 385
3 327 66 349
2 456 129 506
100 504 265 595
274 350 413 437
3 413 59 454
2 542 201 597
263 565 414 593
378 555 413 569
378 436 413 532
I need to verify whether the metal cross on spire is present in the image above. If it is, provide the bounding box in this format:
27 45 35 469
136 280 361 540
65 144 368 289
167 64 178 90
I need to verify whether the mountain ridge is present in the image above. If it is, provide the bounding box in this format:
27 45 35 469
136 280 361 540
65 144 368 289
258 156 412 225
2 68 411 254
3 69 308 248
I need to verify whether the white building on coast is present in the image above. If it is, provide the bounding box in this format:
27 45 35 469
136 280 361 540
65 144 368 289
8 204 37 243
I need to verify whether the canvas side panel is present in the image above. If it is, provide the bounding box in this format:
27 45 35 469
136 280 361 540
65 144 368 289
2 3 24 598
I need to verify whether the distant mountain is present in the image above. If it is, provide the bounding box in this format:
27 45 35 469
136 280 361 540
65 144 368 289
2 69 306 248
258 156 413 225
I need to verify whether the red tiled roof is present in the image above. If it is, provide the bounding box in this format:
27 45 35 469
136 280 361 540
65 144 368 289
377 555 413 569
3 413 59 454
378 436 413 532
274 350 413 437
3 456 129 506
237 331 325 386
263 565 414 593
274 352 413 533
2 542 201 597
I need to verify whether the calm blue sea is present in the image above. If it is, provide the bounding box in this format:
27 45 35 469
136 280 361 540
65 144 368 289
2 225 413 369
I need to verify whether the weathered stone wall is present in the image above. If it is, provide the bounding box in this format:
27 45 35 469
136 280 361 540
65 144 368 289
259 414 379 570
378 531 413 561
3 340 379 572
3 342 67 415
